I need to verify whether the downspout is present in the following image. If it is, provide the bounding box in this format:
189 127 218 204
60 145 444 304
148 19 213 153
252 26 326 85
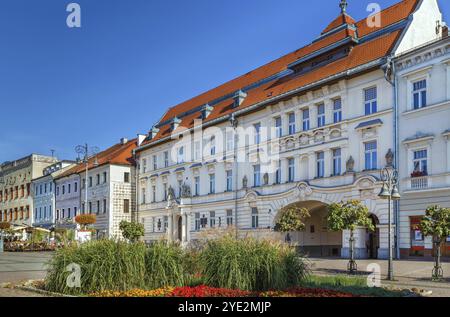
133 149 139 225
230 114 239 239
384 55 400 260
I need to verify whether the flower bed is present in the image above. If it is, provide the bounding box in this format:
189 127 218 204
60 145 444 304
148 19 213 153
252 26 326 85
89 285 357 298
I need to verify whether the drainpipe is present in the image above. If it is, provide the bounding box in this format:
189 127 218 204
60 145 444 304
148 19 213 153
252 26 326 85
133 149 139 225
230 114 239 239
385 55 401 260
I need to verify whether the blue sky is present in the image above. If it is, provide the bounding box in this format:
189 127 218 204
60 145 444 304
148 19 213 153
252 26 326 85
0 0 448 163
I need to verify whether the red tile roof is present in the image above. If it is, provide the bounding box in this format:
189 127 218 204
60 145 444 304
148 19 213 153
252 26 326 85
142 0 419 147
56 139 137 178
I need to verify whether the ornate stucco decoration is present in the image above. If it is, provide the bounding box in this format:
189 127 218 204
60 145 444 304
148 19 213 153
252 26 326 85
242 175 248 189
181 183 191 198
345 156 355 173
296 183 313 201
385 149 394 167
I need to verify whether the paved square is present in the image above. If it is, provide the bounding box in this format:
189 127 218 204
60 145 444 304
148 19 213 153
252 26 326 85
0 252 52 284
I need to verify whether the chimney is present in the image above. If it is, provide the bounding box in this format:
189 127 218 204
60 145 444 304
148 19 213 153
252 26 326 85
137 134 146 146
120 138 128 145
201 103 213 119
233 90 247 108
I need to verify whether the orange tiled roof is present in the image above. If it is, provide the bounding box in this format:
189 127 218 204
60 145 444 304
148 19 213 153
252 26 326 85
142 0 419 147
56 139 137 178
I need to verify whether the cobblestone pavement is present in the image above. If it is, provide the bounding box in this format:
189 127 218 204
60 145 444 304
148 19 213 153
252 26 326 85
309 258 450 297
0 287 46 297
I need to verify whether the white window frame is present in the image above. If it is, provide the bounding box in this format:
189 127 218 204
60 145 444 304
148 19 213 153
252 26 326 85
333 99 342 123
412 78 427 109
364 86 377 115
288 158 295 182
332 148 342 176
275 117 282 138
364 141 378 171
317 152 325 178
302 108 310 131
253 165 261 187
317 103 325 127
226 170 233 191
288 113 296 135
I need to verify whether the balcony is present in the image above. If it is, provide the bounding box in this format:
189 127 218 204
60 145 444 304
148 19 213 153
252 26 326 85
410 176 429 190
403 173 450 193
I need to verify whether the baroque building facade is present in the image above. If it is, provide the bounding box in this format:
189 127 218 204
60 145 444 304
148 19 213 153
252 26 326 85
0 154 58 227
134 0 445 259
395 35 450 258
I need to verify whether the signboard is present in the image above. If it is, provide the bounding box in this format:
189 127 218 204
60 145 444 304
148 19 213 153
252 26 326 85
76 231 92 243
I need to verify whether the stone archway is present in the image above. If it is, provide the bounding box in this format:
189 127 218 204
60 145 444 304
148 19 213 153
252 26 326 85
366 214 380 259
276 200 342 258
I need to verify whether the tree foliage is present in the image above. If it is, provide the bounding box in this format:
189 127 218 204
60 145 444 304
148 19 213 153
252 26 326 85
274 205 310 233
420 205 450 241
120 221 145 242
327 200 374 232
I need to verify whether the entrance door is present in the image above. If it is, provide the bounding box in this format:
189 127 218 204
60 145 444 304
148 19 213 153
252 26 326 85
367 214 380 259
177 216 182 241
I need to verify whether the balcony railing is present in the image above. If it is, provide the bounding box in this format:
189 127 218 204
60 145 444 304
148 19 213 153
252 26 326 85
410 176 429 190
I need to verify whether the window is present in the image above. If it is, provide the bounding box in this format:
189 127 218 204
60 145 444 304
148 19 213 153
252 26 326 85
74 182 78 192
209 211 216 228
89 177 93 187
152 186 156 203
253 165 261 187
141 188 146 204
164 151 169 167
44 183 47 194
226 210 233 227
178 180 182 198
194 141 201 161
364 141 378 170
103 172 107 183
209 174 215 194
275 117 282 138
96 201 100 215
62 185 65 195
124 199 130 213
364 87 377 115
153 155 158 170
194 176 200 196
226 170 233 191
82 203 85 214
177 146 184 163
302 109 310 131
226 131 234 152
82 179 85 189
333 99 342 123
88 202 92 214
124 172 130 183
332 148 342 176
210 136 216 155
288 158 295 182
317 103 325 127
68 183 71 194
254 123 261 144
163 183 168 201
142 158 147 173
96 174 100 185
73 206 77 217
251 207 259 229
164 216 168 232
413 79 427 109
195 213 201 231
275 160 281 184
413 150 428 175
288 113 296 135
317 152 325 178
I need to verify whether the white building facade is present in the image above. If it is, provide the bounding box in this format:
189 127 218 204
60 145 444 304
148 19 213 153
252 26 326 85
54 171 81 231
32 161 75 229
396 35 450 258
135 0 444 259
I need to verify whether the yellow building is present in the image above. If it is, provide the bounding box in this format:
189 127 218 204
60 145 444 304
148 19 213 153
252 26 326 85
0 154 58 227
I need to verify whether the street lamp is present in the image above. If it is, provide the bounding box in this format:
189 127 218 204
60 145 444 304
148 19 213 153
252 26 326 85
75 144 99 216
378 167 400 281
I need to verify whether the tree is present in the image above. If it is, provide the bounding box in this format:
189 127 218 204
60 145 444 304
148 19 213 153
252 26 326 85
327 200 374 273
274 205 310 244
119 221 144 243
420 205 450 280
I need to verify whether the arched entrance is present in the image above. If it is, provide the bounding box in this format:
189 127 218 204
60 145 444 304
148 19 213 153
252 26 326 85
366 214 380 259
277 201 342 257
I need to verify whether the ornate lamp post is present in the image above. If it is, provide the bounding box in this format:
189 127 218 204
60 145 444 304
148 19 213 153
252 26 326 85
75 144 99 216
378 167 401 281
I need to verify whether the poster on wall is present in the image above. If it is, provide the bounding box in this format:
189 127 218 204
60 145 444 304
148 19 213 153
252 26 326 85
414 230 423 241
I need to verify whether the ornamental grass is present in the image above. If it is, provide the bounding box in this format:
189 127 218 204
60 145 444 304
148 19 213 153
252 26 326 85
145 241 186 289
199 236 309 291
45 239 147 295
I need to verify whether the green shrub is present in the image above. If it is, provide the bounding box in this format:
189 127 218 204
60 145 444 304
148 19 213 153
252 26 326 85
145 241 186 289
119 221 145 242
199 236 309 291
45 239 146 295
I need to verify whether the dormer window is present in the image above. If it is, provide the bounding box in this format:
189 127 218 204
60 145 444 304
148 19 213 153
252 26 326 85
201 104 213 119
171 117 182 131
233 90 247 108
149 127 160 140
